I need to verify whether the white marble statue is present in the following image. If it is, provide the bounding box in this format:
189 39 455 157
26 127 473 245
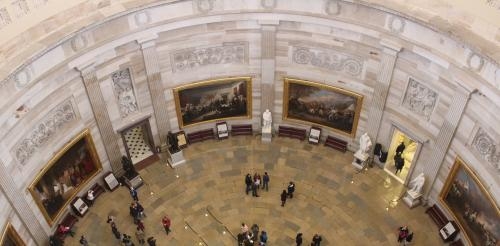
408 173 425 194
262 109 272 128
359 132 372 155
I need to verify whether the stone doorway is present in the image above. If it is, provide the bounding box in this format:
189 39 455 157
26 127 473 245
121 120 155 166
384 128 419 184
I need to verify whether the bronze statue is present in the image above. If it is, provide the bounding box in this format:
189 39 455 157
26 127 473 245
122 156 137 179
167 131 179 153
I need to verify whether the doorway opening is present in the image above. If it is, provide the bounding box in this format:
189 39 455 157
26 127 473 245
384 129 419 184
120 119 157 169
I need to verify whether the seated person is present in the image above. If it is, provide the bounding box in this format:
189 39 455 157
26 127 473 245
58 224 74 237
86 190 95 206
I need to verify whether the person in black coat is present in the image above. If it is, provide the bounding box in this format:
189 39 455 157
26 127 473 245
396 142 406 155
296 232 303 246
287 181 295 198
280 190 287 207
245 174 252 195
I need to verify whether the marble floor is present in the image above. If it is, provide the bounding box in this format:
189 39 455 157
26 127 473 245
123 126 154 164
65 135 443 245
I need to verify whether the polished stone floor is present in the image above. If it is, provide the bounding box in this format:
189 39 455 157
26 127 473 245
65 135 443 245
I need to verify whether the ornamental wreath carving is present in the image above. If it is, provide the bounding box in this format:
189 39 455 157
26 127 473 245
111 68 138 118
472 128 500 172
402 78 438 120
13 98 77 165
291 46 364 78
171 42 247 73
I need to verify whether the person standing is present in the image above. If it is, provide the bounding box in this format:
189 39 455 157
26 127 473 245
253 179 260 197
287 181 295 198
245 174 252 195
280 190 287 207
262 172 270 191
79 235 89 246
111 222 121 240
147 237 156 246
162 215 171 235
135 227 145 245
397 226 409 243
259 230 268 245
295 233 303 246
130 187 139 201
312 233 322 246
137 219 145 231
394 155 404 175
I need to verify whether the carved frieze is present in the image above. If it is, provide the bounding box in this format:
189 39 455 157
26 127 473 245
291 46 364 78
134 10 151 26
111 68 138 118
13 98 78 165
402 78 438 119
194 0 215 13
171 42 248 73
472 128 500 171
466 53 484 72
11 0 29 18
325 0 341 15
261 0 277 9
0 8 12 29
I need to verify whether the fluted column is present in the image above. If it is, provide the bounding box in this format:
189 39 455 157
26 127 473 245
78 64 123 175
423 85 474 199
366 40 402 165
139 36 170 144
260 21 278 124
0 161 46 245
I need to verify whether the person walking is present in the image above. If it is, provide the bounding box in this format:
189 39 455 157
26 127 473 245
259 230 268 245
162 215 171 235
280 190 287 207
262 172 270 191
295 232 303 246
135 227 145 245
397 225 409 243
287 181 295 198
147 237 156 246
110 222 121 240
136 219 145 231
252 179 260 197
79 235 89 246
312 233 322 246
130 187 139 201
245 174 252 195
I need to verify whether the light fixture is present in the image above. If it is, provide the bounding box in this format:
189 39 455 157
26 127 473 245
204 213 208 217
350 180 354 184
222 231 226 235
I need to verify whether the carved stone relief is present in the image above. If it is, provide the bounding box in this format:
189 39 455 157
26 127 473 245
291 46 364 78
14 65 33 89
194 0 214 13
11 0 29 18
485 0 500 9
32 0 49 8
402 78 438 120
261 0 277 9
171 42 248 73
13 98 78 165
388 16 405 33
325 0 341 15
466 53 484 72
472 128 500 171
134 10 151 26
0 8 12 29
111 68 139 118
71 34 88 52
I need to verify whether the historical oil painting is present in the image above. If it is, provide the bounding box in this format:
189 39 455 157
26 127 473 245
283 78 363 137
173 77 252 128
1 223 25 246
29 129 102 225
440 157 499 246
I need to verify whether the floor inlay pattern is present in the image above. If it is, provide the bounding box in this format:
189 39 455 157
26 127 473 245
124 126 153 164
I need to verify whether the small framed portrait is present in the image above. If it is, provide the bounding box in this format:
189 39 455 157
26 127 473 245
28 129 102 226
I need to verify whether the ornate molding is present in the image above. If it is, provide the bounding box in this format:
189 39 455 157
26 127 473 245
291 46 364 78
388 16 405 33
12 98 78 165
194 0 215 13
325 0 341 15
171 42 248 73
402 78 438 120
466 52 484 72
134 10 151 26
14 65 33 88
472 128 500 171
70 34 88 52
0 7 12 29
111 68 139 118
261 0 277 9
11 0 30 18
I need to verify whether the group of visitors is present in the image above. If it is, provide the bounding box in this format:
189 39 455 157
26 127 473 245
397 225 414 245
281 181 295 207
238 223 268 246
245 172 270 197
295 232 322 246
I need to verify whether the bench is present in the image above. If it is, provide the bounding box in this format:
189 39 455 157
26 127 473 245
324 135 348 152
55 213 78 241
231 124 253 136
278 125 306 141
187 128 215 144
425 204 448 228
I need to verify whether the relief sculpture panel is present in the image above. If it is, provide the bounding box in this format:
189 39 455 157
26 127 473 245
472 128 500 172
111 68 138 118
402 78 438 120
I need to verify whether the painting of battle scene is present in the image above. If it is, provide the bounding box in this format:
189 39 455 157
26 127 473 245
29 129 102 225
283 78 363 137
440 157 499 246
173 77 252 128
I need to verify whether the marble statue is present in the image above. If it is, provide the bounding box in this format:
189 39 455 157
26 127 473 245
359 133 372 155
408 173 425 194
262 109 272 129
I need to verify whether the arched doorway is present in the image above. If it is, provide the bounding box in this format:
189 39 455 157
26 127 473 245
384 128 419 184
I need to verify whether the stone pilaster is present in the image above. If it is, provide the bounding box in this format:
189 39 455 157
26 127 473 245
260 21 278 123
78 64 123 175
139 36 170 144
366 40 402 165
423 84 474 199
0 161 46 245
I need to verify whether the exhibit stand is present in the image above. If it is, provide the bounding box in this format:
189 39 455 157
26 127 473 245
352 150 369 170
403 190 422 208
124 175 144 189
168 149 186 167
261 126 272 142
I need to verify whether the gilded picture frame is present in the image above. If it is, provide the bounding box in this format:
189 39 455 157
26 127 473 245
28 129 102 226
283 78 363 137
439 157 500 245
173 77 252 128
1 222 25 246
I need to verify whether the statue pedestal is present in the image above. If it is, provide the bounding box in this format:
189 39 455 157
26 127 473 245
261 126 272 142
168 150 186 167
352 150 369 170
403 190 422 208
124 175 144 189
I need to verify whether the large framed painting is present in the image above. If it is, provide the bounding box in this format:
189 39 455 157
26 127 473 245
283 78 363 137
1 223 25 246
439 157 500 245
173 77 252 128
28 129 102 226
